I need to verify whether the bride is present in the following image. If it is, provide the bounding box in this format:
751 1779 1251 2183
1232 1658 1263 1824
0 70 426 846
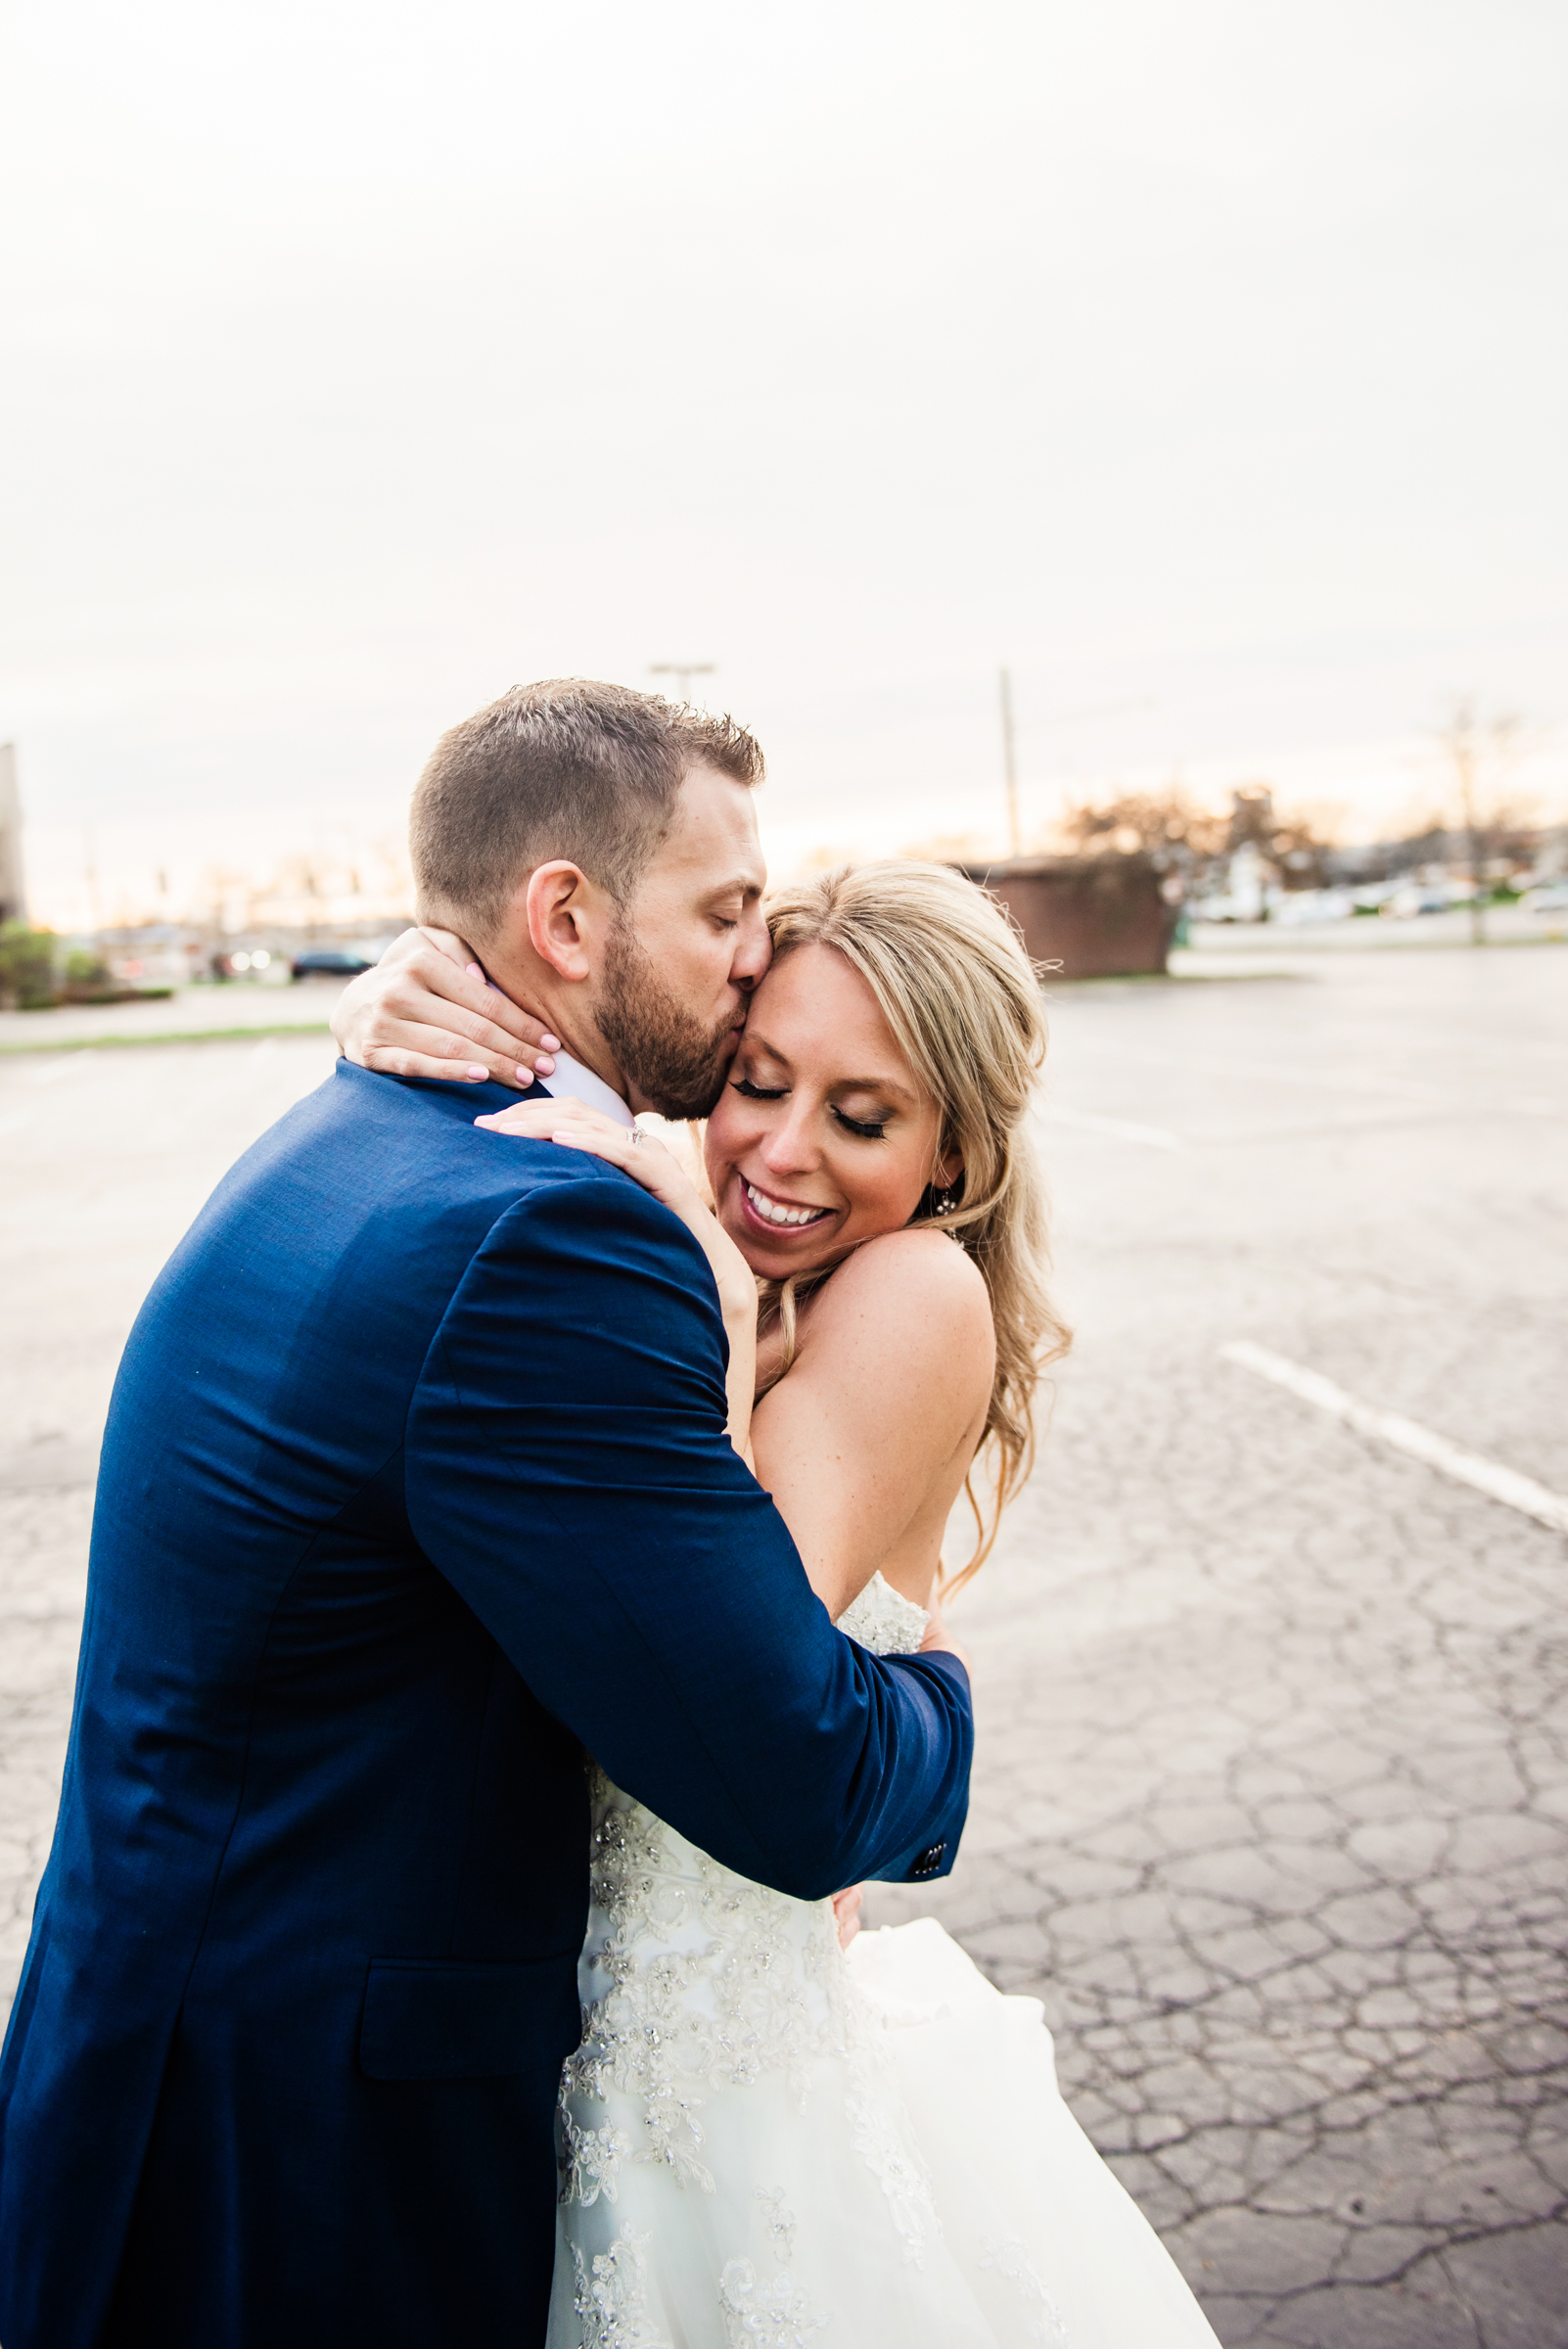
336 860 1220 2348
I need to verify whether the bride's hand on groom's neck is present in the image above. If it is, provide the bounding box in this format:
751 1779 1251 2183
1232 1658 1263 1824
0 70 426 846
330 926 562 1090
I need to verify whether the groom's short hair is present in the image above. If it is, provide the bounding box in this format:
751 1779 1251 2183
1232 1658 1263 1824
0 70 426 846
410 679 762 942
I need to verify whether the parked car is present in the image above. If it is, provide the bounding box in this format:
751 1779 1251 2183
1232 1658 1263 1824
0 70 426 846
291 947 376 981
214 947 284 981
1521 880 1568 915
1380 884 1453 918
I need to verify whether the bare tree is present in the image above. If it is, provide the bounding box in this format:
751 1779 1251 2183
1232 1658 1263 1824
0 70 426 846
1063 783 1330 906
1061 788 1226 879
1225 786 1332 892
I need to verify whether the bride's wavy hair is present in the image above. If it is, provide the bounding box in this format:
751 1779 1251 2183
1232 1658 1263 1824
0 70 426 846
753 859 1071 1594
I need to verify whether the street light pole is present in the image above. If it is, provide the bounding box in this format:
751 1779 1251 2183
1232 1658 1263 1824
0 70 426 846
650 662 715 703
998 668 1021 858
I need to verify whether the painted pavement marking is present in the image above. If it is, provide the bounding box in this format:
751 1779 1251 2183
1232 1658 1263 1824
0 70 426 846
1222 1339 1568 1536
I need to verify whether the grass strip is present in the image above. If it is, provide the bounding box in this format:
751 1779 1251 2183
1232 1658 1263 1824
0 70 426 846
1182 929 1567 958
0 1023 336 1057
1048 967 1306 991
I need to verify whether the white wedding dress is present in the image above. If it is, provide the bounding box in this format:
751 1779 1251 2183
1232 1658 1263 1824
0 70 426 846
546 1576 1220 2348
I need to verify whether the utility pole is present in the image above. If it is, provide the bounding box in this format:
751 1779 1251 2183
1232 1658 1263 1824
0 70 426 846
993 671 1154 859
83 822 103 937
1437 698 1523 948
650 662 715 703
998 668 1021 858
1450 703 1486 947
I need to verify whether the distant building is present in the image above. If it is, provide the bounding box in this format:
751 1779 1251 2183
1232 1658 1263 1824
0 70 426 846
0 745 24 925
957 852 1177 979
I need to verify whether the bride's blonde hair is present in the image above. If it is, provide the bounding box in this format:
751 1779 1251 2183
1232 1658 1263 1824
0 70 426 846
755 859 1070 1594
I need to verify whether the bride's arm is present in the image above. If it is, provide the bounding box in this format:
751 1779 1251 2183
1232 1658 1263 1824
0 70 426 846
749 1229 995 1625
331 927 561 1087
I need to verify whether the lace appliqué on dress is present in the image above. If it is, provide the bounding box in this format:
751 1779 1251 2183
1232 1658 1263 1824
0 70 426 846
570 2223 671 2349
718 2258 830 2346
559 1571 944 2318
561 2115 632 2208
755 2185 797 2261
562 1786 848 2197
717 2190 829 2346
981 2234 1072 2347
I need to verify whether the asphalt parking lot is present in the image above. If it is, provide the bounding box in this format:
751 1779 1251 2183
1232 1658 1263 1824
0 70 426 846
2 940 1565 2344
873 939 1568 2346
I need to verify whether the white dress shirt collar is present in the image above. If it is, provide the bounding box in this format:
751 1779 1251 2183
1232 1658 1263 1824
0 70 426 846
536 1047 635 1129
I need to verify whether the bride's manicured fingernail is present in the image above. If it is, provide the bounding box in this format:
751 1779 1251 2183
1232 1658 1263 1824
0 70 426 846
532 1054 556 1075
466 1064 487 1082
540 1035 562 1051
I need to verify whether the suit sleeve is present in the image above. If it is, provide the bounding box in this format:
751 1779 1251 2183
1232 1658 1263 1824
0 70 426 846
403 1160 972 1901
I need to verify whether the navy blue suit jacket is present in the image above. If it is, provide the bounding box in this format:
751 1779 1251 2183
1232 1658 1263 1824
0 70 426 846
0 1063 971 2347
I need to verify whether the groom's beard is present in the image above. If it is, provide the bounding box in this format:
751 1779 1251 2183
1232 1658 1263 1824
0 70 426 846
597 917 740 1122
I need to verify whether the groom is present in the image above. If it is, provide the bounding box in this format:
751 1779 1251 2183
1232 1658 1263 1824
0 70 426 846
0 680 973 2349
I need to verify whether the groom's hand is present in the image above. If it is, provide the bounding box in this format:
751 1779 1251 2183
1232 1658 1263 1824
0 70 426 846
831 1885 863 1949
331 928 562 1088
920 1598 972 1679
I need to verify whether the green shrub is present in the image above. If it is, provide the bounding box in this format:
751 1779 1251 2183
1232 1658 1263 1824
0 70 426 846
0 923 60 1010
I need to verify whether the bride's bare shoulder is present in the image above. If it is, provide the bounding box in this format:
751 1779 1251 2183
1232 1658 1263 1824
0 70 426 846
804 1226 994 1373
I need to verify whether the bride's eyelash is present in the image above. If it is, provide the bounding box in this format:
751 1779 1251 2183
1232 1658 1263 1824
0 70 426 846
732 1076 886 1140
832 1107 888 1140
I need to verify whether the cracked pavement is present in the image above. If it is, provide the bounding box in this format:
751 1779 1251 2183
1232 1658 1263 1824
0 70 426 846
3 944 1566 2344
870 942 1568 2344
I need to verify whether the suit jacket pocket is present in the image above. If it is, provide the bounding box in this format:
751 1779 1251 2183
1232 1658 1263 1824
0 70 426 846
359 1954 578 2081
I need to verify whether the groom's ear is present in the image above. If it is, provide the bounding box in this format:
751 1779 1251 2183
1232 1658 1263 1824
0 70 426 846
524 861 608 983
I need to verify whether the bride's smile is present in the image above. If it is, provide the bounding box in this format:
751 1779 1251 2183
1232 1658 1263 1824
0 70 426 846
705 940 958 1280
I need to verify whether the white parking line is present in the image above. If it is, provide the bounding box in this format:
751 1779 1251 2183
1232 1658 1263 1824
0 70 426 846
1221 1340 1568 1536
1044 1104 1182 1151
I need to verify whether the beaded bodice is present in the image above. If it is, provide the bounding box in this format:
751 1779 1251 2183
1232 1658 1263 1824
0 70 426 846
832 1571 931 1658
560 1574 934 2230
555 1575 1082 2349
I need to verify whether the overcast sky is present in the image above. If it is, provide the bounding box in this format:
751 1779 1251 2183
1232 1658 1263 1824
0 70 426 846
3 0 1564 925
